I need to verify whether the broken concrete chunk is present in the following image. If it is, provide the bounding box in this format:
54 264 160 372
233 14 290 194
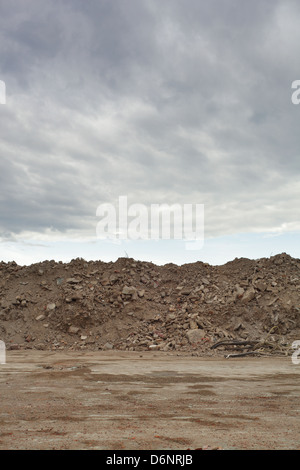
181 288 192 295
241 287 256 303
122 286 136 295
46 303 56 311
35 314 45 321
186 328 206 344
255 280 267 292
235 285 244 298
68 326 80 334
66 278 82 284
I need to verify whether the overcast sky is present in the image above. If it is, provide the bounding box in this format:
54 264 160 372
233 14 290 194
0 0 299 265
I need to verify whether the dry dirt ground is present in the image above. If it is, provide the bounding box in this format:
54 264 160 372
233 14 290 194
0 350 299 450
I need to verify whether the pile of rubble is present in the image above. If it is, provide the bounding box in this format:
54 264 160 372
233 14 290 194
0 253 299 356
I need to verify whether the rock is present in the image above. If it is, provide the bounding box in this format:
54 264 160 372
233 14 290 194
46 303 56 311
234 285 244 298
68 326 80 334
103 342 114 350
122 286 133 295
0 300 10 309
181 288 192 295
233 320 245 331
241 287 256 303
122 286 138 300
36 314 45 321
255 280 267 292
189 319 198 329
186 328 206 344
66 278 82 284
167 313 176 321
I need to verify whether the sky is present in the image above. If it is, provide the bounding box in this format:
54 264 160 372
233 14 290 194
0 0 299 266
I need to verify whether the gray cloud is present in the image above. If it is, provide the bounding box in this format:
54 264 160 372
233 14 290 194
0 0 299 243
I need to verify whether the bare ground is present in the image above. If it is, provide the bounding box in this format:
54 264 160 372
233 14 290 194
0 350 299 450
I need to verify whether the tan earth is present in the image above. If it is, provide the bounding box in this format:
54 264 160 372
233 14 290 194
0 350 299 450
1 253 299 357
0 253 299 450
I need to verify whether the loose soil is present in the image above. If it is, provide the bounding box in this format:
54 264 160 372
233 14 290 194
0 253 299 450
1 252 299 356
0 351 299 450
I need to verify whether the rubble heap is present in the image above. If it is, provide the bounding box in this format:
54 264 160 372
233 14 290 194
0 253 299 356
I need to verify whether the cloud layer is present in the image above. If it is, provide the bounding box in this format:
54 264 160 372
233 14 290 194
0 0 300 248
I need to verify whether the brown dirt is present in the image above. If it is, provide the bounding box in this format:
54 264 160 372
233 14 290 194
0 253 299 450
0 252 299 356
0 350 299 450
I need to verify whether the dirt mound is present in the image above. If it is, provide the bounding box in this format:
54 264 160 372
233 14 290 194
0 253 299 356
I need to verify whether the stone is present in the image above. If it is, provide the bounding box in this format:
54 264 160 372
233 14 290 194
122 286 131 295
255 280 267 292
233 320 245 331
46 303 56 311
68 326 80 334
167 313 176 321
189 319 198 329
66 278 82 284
241 287 256 303
186 328 206 344
36 314 45 321
181 288 192 295
235 285 244 298
0 300 9 309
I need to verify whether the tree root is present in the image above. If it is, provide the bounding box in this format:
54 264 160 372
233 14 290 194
211 325 294 358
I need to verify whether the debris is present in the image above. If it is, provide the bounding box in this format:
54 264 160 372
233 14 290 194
186 329 206 344
68 326 80 334
0 253 298 353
